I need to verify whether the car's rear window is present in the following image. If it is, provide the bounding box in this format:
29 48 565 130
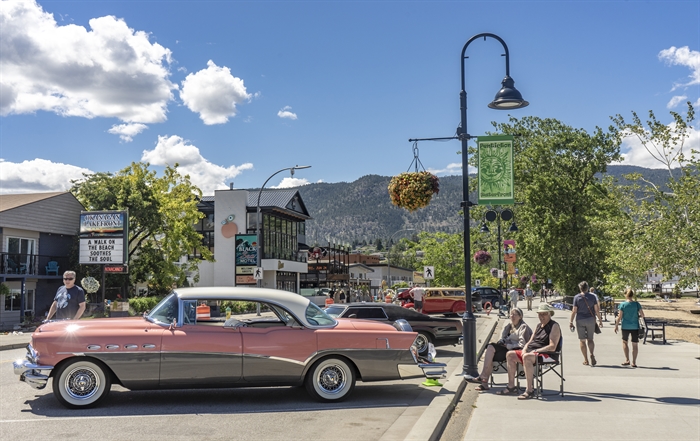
345 307 388 319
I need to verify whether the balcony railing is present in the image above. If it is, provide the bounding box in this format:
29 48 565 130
1 253 71 277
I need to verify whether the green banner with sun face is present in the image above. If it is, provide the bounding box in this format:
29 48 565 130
477 135 514 205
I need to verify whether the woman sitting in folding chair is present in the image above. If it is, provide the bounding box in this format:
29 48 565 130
467 307 532 391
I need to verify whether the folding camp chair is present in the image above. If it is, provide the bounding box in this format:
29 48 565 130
516 336 564 398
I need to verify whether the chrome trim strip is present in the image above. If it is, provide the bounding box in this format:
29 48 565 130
124 344 138 350
377 338 389 349
143 344 156 349
106 344 120 350
87 345 102 350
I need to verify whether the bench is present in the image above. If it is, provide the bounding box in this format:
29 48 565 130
643 318 667 344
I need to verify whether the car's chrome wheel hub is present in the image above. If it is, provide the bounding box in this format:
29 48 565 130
319 365 345 393
65 367 100 400
415 335 429 353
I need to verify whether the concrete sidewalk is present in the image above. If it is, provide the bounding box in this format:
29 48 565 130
0 331 32 351
463 299 700 441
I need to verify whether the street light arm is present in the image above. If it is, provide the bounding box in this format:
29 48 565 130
461 33 511 90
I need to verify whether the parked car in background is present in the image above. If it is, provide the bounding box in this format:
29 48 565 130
324 302 463 356
472 286 505 309
14 287 425 408
299 288 328 306
421 287 483 315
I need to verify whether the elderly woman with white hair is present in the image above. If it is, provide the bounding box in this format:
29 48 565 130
467 307 532 391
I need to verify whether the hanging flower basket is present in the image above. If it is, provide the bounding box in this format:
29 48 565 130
473 250 492 266
81 277 100 294
388 172 440 212
520 275 529 284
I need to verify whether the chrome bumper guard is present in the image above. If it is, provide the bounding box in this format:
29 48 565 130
14 345 53 390
418 362 447 379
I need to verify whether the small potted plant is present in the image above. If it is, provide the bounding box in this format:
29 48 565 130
473 250 492 266
388 171 440 212
81 276 100 302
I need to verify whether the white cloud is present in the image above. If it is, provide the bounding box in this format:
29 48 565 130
658 46 700 90
141 135 253 194
108 123 148 142
667 95 688 109
0 158 93 194
271 177 310 188
277 106 298 120
614 124 700 168
180 60 250 125
428 162 475 175
0 0 176 123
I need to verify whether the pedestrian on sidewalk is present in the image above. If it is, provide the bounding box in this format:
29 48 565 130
525 285 534 311
509 286 519 310
46 270 86 321
413 287 424 313
570 281 603 366
467 307 532 391
614 288 645 367
496 303 561 399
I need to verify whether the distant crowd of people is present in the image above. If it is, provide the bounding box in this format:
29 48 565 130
326 288 373 303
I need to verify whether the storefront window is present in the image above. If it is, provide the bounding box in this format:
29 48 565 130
4 289 34 312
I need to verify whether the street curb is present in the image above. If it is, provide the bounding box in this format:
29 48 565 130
0 343 30 351
402 316 499 441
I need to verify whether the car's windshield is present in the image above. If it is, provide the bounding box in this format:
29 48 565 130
324 305 345 317
305 302 336 326
147 293 179 324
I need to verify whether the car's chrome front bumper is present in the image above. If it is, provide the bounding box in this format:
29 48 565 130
13 345 53 390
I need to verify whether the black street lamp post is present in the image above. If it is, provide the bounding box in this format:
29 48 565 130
458 33 528 379
481 208 518 309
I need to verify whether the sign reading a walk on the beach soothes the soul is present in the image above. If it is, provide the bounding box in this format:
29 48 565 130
477 135 514 205
79 211 128 265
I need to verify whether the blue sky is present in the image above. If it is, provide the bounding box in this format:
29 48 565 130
1 0 698 195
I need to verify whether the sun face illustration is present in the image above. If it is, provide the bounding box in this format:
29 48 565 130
479 146 512 193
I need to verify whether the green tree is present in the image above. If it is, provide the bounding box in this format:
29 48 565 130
606 103 699 292
414 232 465 287
375 238 384 251
483 116 622 294
71 162 213 295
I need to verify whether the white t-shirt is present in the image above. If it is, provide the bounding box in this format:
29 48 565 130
413 288 424 301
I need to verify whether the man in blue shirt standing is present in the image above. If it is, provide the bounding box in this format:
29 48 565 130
46 271 86 320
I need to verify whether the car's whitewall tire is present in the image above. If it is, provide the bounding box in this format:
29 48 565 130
52 358 111 409
305 357 355 402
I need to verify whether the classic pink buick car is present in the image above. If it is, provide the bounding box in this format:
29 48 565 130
14 287 432 408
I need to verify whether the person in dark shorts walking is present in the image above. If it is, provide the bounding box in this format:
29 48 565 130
614 288 645 367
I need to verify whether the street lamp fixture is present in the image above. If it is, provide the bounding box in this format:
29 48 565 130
387 228 415 291
256 165 311 289
459 33 528 379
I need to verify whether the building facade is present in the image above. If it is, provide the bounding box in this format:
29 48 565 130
192 188 312 292
0 192 83 329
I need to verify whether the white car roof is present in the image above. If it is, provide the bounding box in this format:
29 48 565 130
173 286 312 323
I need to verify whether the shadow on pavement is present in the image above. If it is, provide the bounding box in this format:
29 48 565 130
20 381 436 418
564 392 700 406
594 364 679 371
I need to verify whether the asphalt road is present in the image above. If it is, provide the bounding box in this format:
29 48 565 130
1 345 465 441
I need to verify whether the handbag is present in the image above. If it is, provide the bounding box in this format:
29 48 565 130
637 302 645 339
582 295 602 334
